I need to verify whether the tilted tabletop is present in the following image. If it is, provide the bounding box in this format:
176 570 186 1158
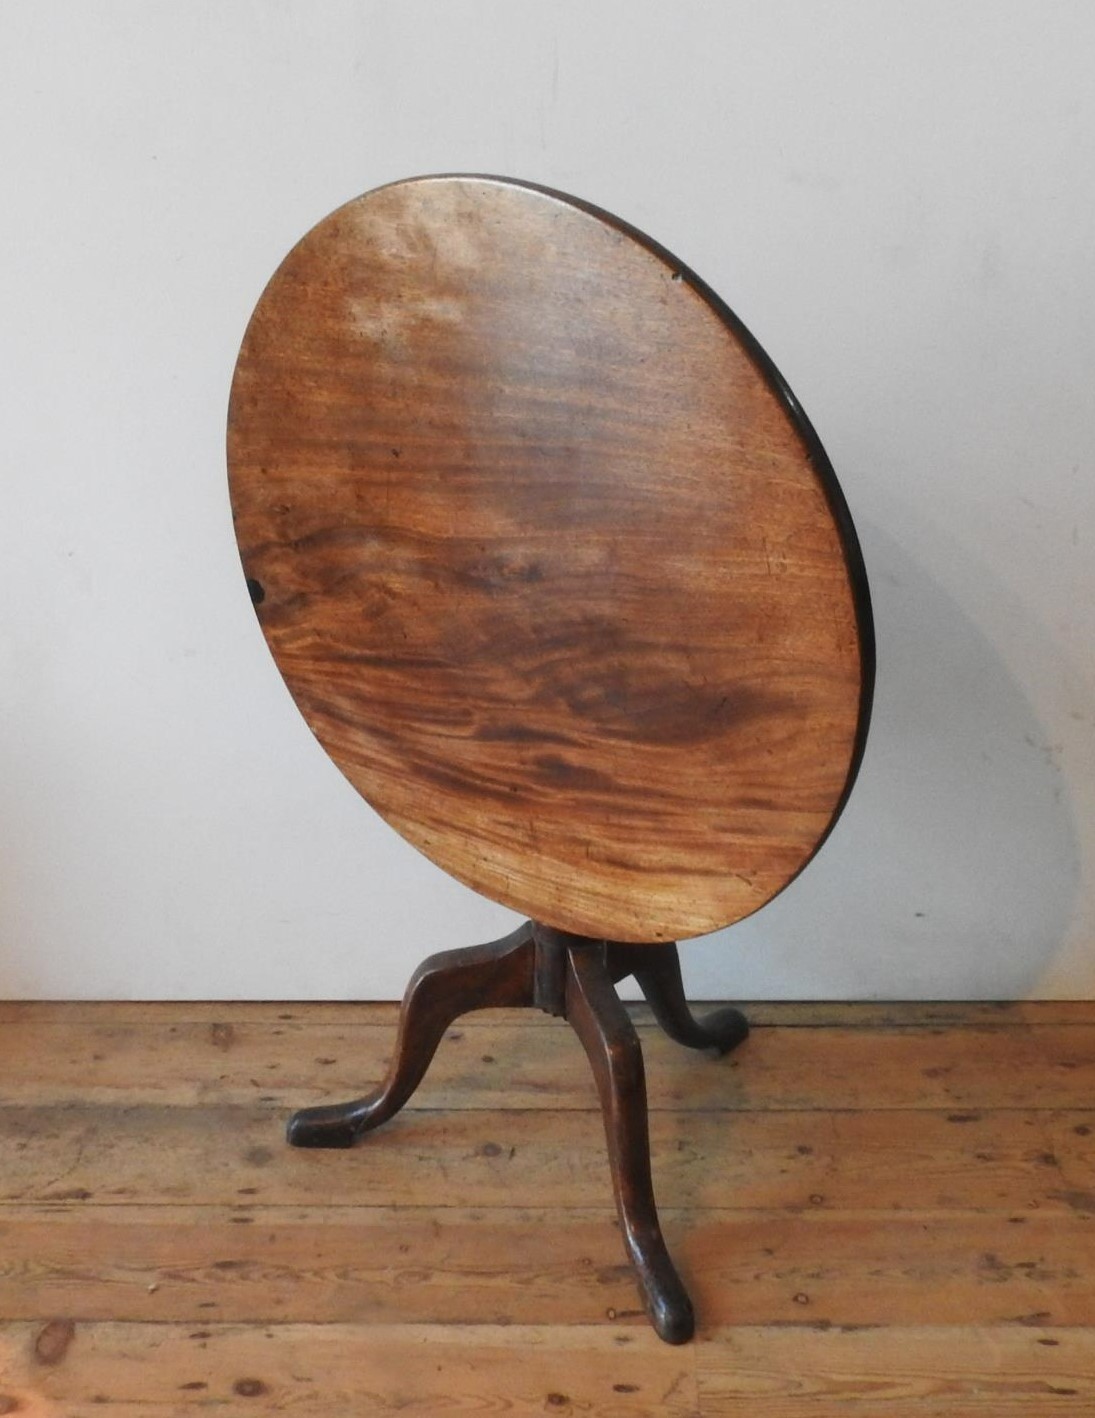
228 175 872 943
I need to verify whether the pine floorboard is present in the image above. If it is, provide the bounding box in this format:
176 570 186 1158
1 1000 1093 1414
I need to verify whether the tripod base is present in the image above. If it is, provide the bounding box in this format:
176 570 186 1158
287 921 748 1344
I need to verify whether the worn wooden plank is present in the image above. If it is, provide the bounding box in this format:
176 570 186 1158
0 1000 560 1027
1 1205 1093 1329
1 999 1091 1028
0 1204 635 1328
3 1016 1092 1111
696 1324 1095 1413
1042 1114 1095 1210
758 1001 1095 1029
0 1104 1072 1212
0 1321 698 1416
692 1212 1095 1329
0 1205 622 1328
4 1320 1094 1416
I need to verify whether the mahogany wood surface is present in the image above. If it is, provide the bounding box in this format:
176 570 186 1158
228 175 871 941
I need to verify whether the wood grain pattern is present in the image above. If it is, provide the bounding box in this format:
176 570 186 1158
7 1322 1095 1417
696 1326 1095 1414
6 1321 1093 1417
0 1321 700 1417
5 1205 1095 1328
0 1000 1089 1026
227 175 871 940
0 1103 1078 1213
5 1013 1094 1111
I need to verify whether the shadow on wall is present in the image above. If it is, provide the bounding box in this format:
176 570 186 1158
687 510 1082 1000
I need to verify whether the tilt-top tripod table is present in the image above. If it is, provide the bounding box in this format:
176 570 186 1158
227 175 873 1344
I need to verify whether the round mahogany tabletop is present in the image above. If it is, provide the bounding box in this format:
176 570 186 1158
228 175 873 943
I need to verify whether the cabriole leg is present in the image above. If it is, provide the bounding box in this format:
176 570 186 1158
565 943 695 1345
286 922 535 1148
609 942 749 1055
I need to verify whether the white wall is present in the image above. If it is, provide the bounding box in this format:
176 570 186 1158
1 0 1092 1000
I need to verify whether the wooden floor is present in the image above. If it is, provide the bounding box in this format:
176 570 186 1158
1 999 1094 1414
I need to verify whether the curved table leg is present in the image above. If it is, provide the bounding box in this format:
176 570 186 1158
286 922 535 1149
565 944 695 1345
620 943 749 1056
